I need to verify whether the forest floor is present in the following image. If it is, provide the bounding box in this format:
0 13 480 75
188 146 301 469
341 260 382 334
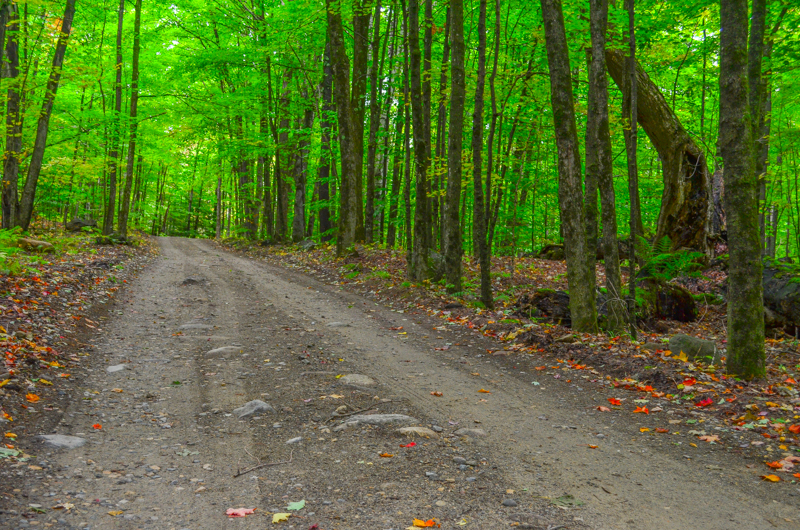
0 236 798 530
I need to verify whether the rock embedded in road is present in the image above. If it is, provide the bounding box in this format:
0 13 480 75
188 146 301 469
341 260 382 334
38 435 86 449
107 364 126 373
333 414 417 431
339 374 376 387
396 426 439 438
233 400 275 418
454 428 487 437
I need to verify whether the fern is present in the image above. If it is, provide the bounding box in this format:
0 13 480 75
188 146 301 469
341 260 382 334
636 236 703 282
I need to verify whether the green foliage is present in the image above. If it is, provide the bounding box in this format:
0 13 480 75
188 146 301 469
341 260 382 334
635 236 704 283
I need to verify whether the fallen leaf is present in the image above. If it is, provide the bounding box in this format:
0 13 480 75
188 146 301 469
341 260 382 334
108 510 124 516
676 351 688 362
788 425 800 434
608 398 621 406
286 500 305 511
761 474 781 482
430 391 443 397
633 406 649 414
92 424 102 430
478 389 491 394
25 393 40 403
400 442 417 448
655 428 669 433
380 452 394 457
412 518 439 527
794 473 800 479
52 502 74 510
111 388 123 393
588 444 598 449
596 406 611 412
272 512 291 523
4 432 16 439
766 461 784 469
698 435 720 443
695 398 714 408
640 427 650 432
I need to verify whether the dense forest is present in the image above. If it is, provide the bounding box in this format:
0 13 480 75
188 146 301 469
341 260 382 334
0 0 798 377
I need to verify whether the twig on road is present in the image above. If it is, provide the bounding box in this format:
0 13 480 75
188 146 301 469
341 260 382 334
324 400 398 423
233 449 293 478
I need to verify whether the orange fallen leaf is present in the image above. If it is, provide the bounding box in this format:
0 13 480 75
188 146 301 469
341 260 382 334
380 453 394 458
478 389 491 394
633 406 649 414
788 425 800 434
588 444 598 449
535 366 546 371
766 461 784 469
608 398 621 406
412 519 439 528
25 393 40 403
92 424 102 430
430 391 443 397
793 473 800 479
596 406 611 412
640 427 650 432
698 435 720 443
761 474 781 482
655 428 669 433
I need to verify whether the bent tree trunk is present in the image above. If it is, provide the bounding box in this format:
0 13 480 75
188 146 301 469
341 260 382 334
605 49 711 255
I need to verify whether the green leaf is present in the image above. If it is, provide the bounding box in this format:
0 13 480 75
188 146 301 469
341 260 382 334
286 499 305 511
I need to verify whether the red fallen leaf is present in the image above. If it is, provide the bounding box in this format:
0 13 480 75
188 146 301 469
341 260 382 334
788 425 800 434
683 378 697 386
430 391 443 397
633 406 649 414
766 461 784 469
785 378 797 385
226 508 255 517
92 424 102 430
308 525 319 530
400 442 417 448
596 406 612 412
695 398 714 408
726 397 737 403
608 398 621 406
655 428 669 433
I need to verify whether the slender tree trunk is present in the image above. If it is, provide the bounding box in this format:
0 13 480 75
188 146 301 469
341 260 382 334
117 0 142 237
1 2 21 229
402 4 412 255
471 0 492 308
585 0 623 330
540 0 597 332
408 0 431 279
292 95 314 242
364 0 382 243
720 0 764 378
103 0 125 236
215 158 223 239
352 0 374 240
748 0 767 252
327 0 359 253
443 0 465 293
317 40 334 242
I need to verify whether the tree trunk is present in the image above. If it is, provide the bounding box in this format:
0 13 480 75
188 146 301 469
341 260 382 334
1 2 21 229
748 0 767 253
103 0 125 236
317 40 334 242
471 0 492 308
116 0 141 237
443 0 464 293
605 49 711 255
407 0 431 280
275 69 293 241
292 96 314 242
624 0 639 338
327 0 359 253
586 0 623 330
352 0 373 241
540 0 597 332
364 0 382 243
719 0 764 378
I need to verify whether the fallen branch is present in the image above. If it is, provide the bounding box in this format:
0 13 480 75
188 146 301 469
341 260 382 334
324 400 397 423
233 449 293 478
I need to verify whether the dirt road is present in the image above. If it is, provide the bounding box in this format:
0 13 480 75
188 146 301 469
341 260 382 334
3 237 798 529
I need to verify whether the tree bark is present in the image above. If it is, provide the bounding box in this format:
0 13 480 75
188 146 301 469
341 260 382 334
116 0 141 237
605 49 711 255
317 40 334 242
364 0 382 243
443 0 464 293
1 2 21 229
352 0 374 241
408 0 431 280
327 0 359 253
586 0 623 330
292 94 314 242
103 0 125 236
719 0 765 378
540 0 597 332
624 0 639 338
471 0 492 308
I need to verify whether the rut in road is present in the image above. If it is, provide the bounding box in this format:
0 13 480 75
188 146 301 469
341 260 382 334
6 237 797 530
